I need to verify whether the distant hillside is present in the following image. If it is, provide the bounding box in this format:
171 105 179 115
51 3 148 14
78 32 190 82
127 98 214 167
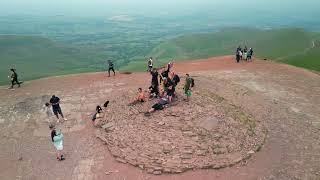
0 35 104 85
121 28 320 72
1 29 319 86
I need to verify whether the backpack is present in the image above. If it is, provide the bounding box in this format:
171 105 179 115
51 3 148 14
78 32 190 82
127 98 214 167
191 78 195 88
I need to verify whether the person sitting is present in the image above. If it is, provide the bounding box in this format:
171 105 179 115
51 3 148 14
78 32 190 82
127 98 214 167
92 101 110 126
129 88 146 106
144 97 169 116
92 105 103 122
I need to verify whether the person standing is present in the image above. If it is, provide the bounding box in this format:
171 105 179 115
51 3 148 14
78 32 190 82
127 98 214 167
236 50 241 63
164 77 174 102
50 126 65 161
150 68 159 87
50 95 66 122
184 74 193 101
171 72 180 98
248 48 254 61
243 46 248 53
107 60 115 77
9 68 21 89
147 57 153 72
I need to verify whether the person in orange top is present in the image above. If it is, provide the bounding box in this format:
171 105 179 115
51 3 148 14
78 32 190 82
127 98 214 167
129 88 146 106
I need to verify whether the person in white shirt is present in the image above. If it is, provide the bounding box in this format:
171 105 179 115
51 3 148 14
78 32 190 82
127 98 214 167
148 57 153 72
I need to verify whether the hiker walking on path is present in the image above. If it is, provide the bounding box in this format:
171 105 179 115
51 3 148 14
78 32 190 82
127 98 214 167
107 60 115 77
50 126 65 161
147 57 153 72
184 74 193 101
50 95 67 122
8 68 21 89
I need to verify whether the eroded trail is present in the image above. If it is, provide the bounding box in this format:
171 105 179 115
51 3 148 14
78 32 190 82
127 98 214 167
0 56 319 180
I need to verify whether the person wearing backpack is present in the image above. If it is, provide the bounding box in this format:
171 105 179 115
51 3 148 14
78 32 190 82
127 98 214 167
184 74 193 101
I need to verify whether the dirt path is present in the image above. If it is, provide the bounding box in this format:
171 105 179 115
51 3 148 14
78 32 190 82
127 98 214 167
0 56 319 180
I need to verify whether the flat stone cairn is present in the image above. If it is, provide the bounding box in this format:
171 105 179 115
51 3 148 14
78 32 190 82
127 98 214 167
96 89 267 175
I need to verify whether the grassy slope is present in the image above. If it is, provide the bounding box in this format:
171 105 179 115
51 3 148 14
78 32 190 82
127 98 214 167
0 35 105 85
1 29 319 85
122 28 320 72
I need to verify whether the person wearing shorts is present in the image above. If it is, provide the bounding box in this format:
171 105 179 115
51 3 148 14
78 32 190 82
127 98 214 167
50 95 66 121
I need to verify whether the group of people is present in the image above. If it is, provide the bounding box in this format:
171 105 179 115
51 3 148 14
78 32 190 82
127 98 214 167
45 95 67 161
127 60 194 116
236 46 254 63
7 57 195 161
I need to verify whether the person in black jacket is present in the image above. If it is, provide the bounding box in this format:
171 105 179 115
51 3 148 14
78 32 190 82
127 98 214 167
107 60 115 77
9 68 21 89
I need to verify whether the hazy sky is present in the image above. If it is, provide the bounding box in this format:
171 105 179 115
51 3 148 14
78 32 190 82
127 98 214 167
1 0 320 17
